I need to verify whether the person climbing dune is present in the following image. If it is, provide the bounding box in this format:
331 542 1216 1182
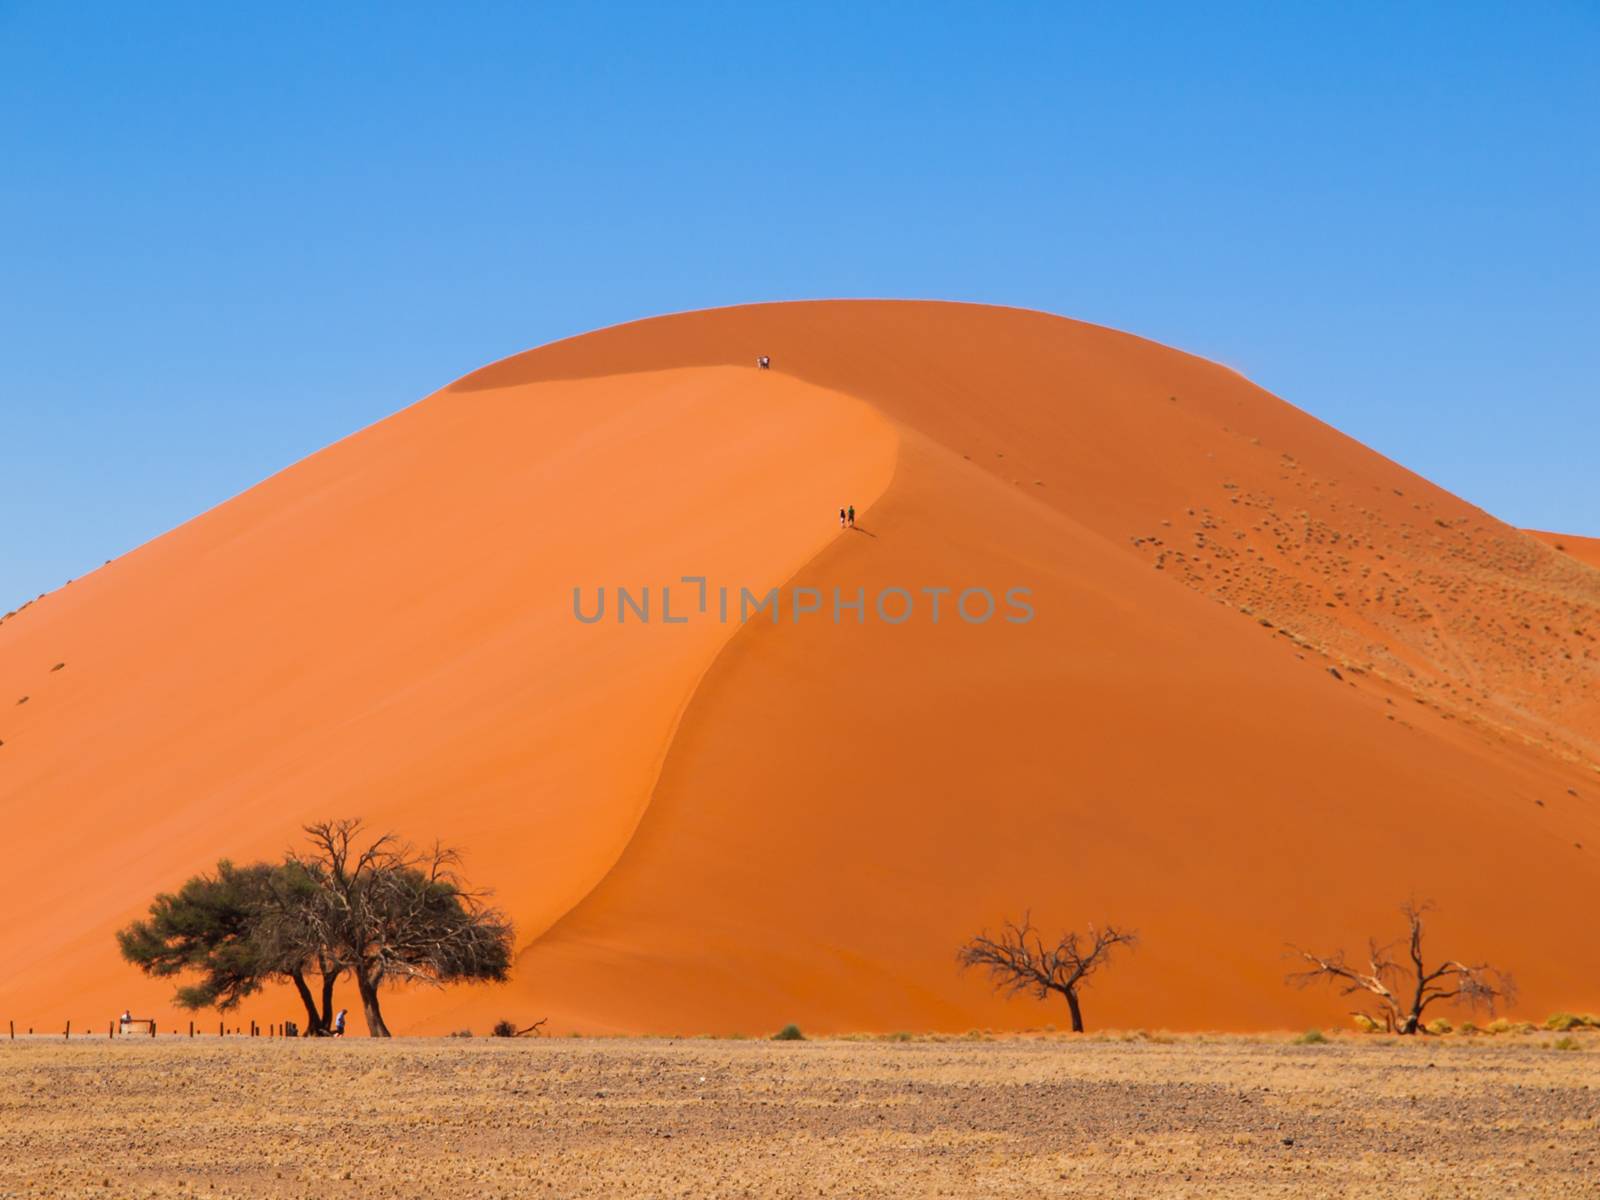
848 504 856 528
839 506 847 529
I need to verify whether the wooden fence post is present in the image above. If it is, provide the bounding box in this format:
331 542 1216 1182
65 1020 71 1041
189 1020 195 1038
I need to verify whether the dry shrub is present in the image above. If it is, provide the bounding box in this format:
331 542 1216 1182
1544 1013 1591 1032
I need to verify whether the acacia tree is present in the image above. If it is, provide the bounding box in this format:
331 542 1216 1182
1289 900 1514 1035
253 862 345 1034
958 913 1137 1032
295 820 514 1037
117 860 341 1034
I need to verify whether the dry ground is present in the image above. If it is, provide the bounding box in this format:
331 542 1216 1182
0 1034 1595 1198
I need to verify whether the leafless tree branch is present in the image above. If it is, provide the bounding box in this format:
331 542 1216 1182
958 911 1137 1032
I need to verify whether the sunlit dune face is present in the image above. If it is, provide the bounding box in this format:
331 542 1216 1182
2 301 1596 1035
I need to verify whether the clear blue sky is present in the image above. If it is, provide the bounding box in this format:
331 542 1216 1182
4 2 1596 605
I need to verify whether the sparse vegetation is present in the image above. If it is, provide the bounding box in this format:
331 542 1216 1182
772 1024 805 1041
958 913 1137 1033
1543 1012 1597 1032
1294 1028 1328 1045
1550 1035 1581 1051
5 1037 1595 1195
1289 900 1513 1035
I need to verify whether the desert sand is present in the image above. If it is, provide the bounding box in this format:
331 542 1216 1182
1527 529 1600 572
1 1035 1595 1198
1 301 1597 1036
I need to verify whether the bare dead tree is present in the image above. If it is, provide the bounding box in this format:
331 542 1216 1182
957 912 1137 1032
294 819 515 1037
1289 900 1514 1035
492 1017 547 1038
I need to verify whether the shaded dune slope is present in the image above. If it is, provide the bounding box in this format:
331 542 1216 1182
2 301 1596 1033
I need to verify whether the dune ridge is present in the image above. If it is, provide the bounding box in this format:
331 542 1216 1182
2 301 1596 1035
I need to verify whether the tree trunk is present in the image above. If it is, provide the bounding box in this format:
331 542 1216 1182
1402 981 1425 1035
288 969 321 1035
355 968 391 1037
318 966 340 1034
1065 988 1085 1033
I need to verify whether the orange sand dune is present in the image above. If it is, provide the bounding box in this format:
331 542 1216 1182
2 301 1597 1036
1527 529 1600 572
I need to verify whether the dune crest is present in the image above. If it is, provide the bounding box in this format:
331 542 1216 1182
2 302 1596 1034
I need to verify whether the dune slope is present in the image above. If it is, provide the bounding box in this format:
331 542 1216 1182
0 364 895 1028
3 301 1596 1034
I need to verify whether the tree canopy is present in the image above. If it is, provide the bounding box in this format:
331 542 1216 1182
294 820 514 1037
118 821 514 1036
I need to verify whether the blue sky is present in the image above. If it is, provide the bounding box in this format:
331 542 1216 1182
3 2 1596 604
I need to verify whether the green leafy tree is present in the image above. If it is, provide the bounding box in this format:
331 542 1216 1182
119 821 513 1038
117 860 342 1034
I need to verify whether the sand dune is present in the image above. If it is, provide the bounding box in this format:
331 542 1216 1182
1527 528 1600 572
2 302 1596 1035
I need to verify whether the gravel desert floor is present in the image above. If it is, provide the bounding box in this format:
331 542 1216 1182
1 1034 1595 1198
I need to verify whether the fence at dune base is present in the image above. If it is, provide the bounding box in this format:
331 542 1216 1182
7 1017 299 1040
